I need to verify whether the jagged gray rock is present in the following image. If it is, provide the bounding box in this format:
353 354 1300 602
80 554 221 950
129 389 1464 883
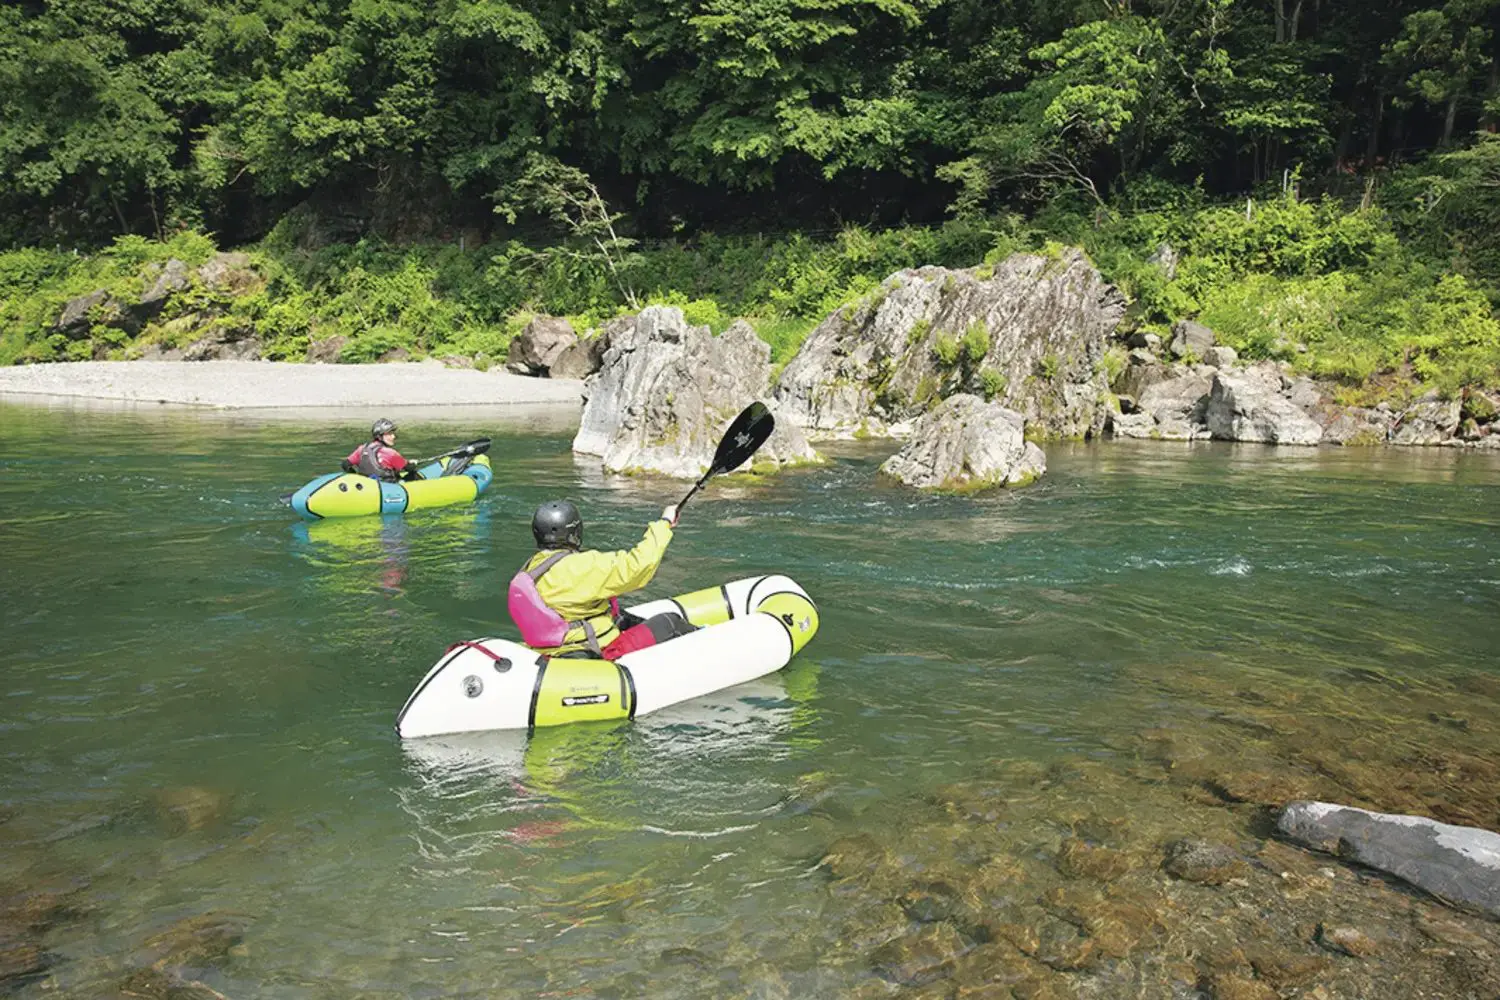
135 259 190 320
506 316 578 375
1202 345 1238 368
1278 801 1500 918
1392 398 1461 445
1111 372 1213 440
549 331 608 380
879 394 1045 491
54 290 113 338
1169 320 1215 359
573 308 819 478
196 252 259 294
1147 243 1179 281
1316 405 1391 445
1206 372 1323 445
774 250 1126 440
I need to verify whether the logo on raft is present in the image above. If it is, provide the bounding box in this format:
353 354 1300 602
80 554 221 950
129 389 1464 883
780 613 813 633
463 675 483 698
562 694 610 707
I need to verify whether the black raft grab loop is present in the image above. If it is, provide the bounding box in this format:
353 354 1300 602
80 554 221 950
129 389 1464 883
445 640 512 673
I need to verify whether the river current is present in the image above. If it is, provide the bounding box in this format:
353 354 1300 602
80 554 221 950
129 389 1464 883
1 400 1497 999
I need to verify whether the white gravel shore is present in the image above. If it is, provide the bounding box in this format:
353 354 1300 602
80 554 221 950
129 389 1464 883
0 360 583 409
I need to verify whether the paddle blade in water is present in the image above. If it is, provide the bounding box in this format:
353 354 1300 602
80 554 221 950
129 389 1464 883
709 402 774 475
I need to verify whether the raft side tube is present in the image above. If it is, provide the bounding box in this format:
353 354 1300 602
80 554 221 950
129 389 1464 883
395 637 541 739
620 613 799 718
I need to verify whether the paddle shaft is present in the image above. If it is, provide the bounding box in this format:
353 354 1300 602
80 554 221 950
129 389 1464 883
412 438 490 466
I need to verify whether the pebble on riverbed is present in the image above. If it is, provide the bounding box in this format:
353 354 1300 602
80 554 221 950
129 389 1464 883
1316 924 1381 958
1162 839 1251 885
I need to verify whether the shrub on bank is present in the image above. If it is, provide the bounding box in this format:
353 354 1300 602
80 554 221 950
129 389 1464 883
2 201 1497 398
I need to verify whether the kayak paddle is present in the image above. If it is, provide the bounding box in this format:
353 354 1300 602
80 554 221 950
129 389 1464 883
412 438 492 466
676 402 775 512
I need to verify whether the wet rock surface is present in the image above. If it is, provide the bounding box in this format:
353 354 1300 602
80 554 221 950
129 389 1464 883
793 659 1500 1000
1278 802 1500 918
879 395 1046 491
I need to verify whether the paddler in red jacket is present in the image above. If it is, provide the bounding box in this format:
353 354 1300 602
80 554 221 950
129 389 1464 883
342 418 421 482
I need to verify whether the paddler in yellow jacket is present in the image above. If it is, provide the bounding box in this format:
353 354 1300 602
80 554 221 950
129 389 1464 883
516 500 696 659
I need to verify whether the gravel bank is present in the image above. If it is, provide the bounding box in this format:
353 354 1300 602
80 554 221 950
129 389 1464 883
0 360 583 409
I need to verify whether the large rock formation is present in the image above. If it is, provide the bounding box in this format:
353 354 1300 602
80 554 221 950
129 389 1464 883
1205 372 1323 445
1278 801 1500 918
879 394 1046 491
774 250 1127 440
573 307 819 478
505 316 578 375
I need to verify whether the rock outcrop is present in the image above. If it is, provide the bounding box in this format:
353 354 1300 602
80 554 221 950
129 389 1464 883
573 307 819 478
1278 801 1500 918
774 250 1126 440
879 394 1046 491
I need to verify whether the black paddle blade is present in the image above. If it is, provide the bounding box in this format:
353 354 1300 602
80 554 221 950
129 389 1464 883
708 402 775 475
463 438 492 457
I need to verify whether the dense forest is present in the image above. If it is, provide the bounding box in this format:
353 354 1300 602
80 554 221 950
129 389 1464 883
2 0 1499 390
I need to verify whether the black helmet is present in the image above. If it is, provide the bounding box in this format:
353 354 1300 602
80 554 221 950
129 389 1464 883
532 500 583 549
372 418 397 439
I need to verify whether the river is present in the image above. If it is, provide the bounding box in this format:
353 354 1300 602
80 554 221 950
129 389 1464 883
2 400 1498 999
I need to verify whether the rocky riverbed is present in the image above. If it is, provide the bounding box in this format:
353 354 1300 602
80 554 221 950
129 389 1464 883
5 651 1497 999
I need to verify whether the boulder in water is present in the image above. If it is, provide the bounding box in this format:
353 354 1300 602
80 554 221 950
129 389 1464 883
774 250 1125 440
1277 801 1500 918
573 308 818 478
1206 373 1323 445
879 395 1045 491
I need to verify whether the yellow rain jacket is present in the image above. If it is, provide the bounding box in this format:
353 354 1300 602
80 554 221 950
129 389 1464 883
523 519 674 654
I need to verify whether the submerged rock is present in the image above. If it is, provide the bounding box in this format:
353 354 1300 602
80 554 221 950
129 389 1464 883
1162 839 1250 885
869 921 968 985
879 395 1045 491
151 787 228 836
774 250 1126 440
1277 801 1500 918
573 309 819 478
142 912 248 968
1055 837 1137 881
1316 923 1380 957
116 966 231 999
0 937 50 991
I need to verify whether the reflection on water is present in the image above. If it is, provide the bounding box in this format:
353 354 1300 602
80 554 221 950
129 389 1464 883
1 406 1499 998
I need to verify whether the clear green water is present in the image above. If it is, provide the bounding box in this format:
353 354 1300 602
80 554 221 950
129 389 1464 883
2 401 1498 998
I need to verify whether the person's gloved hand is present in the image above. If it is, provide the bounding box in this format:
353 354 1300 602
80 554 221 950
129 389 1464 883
661 504 679 527
402 465 424 481
340 458 355 473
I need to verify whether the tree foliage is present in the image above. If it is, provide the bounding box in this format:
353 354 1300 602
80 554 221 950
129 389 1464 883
1 0 1497 248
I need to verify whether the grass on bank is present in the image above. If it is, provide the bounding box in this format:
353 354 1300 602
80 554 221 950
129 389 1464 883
3 185 1499 400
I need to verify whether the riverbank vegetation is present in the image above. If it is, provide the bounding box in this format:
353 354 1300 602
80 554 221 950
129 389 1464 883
2 0 1499 394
